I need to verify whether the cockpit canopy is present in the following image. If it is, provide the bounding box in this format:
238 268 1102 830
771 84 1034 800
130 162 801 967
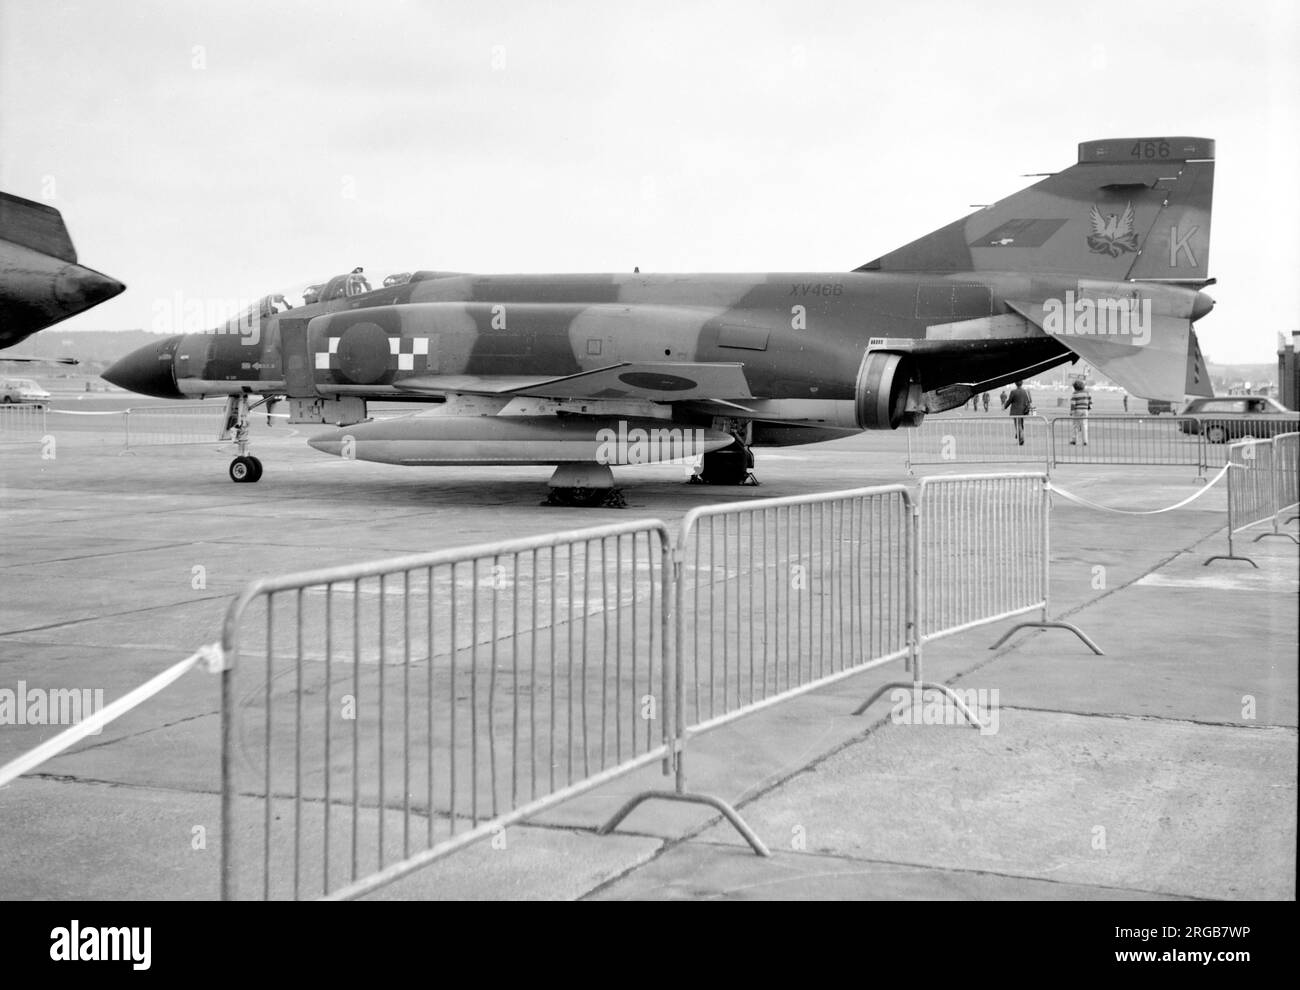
296 269 413 308
209 269 418 336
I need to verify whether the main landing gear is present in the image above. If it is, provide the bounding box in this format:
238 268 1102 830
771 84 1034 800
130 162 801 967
224 394 268 484
690 436 758 486
544 463 626 508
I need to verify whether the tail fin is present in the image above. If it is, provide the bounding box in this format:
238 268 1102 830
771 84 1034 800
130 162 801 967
856 136 1214 282
0 191 77 263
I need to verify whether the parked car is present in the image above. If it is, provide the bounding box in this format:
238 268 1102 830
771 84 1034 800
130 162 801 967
0 378 51 403
1146 399 1175 415
1177 395 1300 442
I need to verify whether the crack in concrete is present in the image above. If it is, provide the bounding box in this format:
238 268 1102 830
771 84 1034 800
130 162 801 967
0 592 232 637
582 838 1211 901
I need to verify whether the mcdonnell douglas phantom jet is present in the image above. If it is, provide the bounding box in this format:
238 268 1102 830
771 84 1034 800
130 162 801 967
104 136 1216 504
1 192 125 359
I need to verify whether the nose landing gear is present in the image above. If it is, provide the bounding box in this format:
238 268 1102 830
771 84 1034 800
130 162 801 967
223 394 269 483
229 454 263 483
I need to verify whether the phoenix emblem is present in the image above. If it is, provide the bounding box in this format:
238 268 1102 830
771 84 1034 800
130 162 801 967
1086 202 1138 256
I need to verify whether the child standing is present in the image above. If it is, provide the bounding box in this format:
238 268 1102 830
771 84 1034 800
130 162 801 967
1069 379 1092 445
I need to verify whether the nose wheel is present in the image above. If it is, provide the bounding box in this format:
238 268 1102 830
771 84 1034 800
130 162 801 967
229 455 263 483
223 393 272 483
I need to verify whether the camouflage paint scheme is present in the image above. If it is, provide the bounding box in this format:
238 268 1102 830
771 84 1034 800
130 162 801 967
103 137 1217 476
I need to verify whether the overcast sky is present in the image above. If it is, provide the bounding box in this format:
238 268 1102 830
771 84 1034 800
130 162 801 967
2 0 1296 362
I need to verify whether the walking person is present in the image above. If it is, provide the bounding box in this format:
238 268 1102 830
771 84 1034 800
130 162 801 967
1069 379 1092 445
1002 380 1032 445
982 391 990 412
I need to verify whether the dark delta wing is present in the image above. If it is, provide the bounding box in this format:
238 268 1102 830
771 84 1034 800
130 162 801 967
0 191 126 349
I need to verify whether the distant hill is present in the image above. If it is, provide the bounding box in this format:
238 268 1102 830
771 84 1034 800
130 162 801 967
4 330 164 373
1205 362 1278 387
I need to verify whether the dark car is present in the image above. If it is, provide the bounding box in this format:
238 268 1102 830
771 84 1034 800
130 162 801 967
1146 399 1175 415
1178 395 1300 442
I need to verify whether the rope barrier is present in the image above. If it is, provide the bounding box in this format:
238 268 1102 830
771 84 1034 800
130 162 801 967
0 644 225 789
1046 462 1233 515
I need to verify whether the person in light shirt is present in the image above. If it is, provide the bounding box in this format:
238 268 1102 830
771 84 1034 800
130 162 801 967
1069 379 1092 445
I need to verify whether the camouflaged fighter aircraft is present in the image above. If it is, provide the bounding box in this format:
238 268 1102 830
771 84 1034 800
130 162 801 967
1 192 125 360
103 136 1216 504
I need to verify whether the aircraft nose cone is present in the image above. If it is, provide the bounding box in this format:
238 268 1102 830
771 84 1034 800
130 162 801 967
54 265 126 309
102 335 184 398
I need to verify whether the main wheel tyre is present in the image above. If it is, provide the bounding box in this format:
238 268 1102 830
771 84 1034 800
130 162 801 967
698 440 753 485
1206 424 1227 444
229 456 253 482
247 456 264 482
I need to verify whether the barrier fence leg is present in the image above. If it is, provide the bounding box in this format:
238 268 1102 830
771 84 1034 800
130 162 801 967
597 787 771 857
987 620 1104 654
1204 530 1257 568
851 639 987 731
1254 530 1299 544
598 745 770 857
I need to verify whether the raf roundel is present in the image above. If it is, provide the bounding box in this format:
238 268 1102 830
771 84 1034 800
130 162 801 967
336 322 390 384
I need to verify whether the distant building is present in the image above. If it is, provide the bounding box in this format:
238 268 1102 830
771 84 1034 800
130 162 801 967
1281 332 1300 411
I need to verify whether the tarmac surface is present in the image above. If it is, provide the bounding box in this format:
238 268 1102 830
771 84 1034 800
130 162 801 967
0 390 1295 900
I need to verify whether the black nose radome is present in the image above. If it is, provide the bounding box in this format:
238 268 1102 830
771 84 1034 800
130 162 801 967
54 265 126 311
102 335 184 399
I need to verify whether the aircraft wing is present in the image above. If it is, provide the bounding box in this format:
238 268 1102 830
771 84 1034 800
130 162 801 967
395 362 754 401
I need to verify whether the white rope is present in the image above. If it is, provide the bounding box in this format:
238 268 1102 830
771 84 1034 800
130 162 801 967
44 409 127 416
0 643 224 789
1046 462 1233 515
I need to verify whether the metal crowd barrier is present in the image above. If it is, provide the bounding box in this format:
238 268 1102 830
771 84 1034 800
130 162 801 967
599 487 913 842
218 473 1110 899
1205 434 1300 567
911 414 1300 481
1196 419 1300 469
124 403 228 447
1274 433 1300 527
219 520 674 900
1049 415 1204 472
905 414 1051 473
0 403 48 440
856 473 1102 727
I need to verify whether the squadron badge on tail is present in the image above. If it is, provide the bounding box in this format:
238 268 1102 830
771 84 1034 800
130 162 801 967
1087 201 1139 256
